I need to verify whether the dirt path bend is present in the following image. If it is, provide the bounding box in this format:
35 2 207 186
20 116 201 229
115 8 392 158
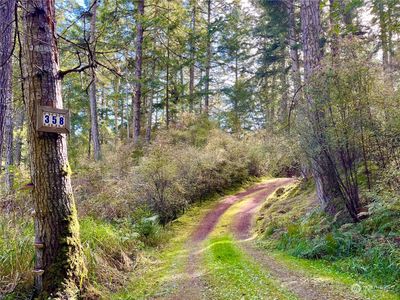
161 178 363 300
232 181 363 300
168 178 295 300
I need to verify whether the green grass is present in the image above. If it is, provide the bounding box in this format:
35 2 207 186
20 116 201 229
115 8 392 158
109 194 225 299
0 216 34 296
256 180 400 299
108 178 267 299
269 250 399 300
204 235 296 300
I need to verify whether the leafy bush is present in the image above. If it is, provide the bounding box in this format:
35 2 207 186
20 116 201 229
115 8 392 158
134 216 164 247
133 127 268 224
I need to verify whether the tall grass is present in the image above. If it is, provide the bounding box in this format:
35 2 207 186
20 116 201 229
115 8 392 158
0 216 34 296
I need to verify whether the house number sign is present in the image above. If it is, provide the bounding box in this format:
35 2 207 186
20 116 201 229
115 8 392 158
36 106 70 134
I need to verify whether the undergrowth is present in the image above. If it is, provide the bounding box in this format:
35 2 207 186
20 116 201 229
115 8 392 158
257 181 400 294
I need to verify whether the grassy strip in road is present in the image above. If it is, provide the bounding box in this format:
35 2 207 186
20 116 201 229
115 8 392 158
204 235 297 300
202 183 297 300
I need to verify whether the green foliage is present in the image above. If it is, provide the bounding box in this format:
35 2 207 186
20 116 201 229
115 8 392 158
133 217 164 247
134 126 268 224
78 217 139 295
258 181 400 293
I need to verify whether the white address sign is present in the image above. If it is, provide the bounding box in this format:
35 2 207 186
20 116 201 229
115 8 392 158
36 106 70 134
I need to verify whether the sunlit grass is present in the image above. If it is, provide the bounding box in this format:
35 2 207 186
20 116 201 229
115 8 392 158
204 235 296 300
109 193 227 299
203 182 296 299
268 251 399 300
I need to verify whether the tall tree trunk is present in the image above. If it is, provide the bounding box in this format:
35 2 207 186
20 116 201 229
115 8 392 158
0 0 15 172
145 95 153 144
89 0 101 160
14 108 24 167
301 0 341 213
286 0 301 90
133 0 145 144
301 0 322 80
204 0 212 115
166 42 170 129
113 75 120 141
279 53 289 123
21 0 86 297
286 0 303 133
4 94 14 193
189 0 196 112
125 81 130 140
146 60 156 144
376 1 389 71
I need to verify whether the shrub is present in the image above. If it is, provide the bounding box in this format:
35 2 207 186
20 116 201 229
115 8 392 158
134 216 164 247
133 128 268 224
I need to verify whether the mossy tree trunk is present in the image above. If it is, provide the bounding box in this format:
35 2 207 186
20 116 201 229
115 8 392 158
20 0 86 298
300 0 342 214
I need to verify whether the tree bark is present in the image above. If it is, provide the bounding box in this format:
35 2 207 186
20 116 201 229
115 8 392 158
21 0 86 297
0 0 15 172
146 59 156 144
133 0 145 144
4 93 14 193
204 0 212 115
166 42 170 128
189 0 196 113
286 0 302 105
301 0 322 81
89 0 101 160
301 0 341 212
113 75 120 142
14 108 24 167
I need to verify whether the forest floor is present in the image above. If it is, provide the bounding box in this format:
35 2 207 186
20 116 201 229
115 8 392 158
110 178 394 300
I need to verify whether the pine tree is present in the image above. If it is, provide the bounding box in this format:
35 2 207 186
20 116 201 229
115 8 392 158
21 0 86 297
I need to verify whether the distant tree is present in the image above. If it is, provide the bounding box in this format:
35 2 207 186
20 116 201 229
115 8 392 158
189 0 197 112
133 0 145 144
88 0 102 160
204 0 212 115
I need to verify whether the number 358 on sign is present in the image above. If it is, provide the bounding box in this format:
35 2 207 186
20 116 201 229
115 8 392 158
37 106 70 134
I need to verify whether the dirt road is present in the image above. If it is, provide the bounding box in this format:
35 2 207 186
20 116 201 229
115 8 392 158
153 178 364 300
